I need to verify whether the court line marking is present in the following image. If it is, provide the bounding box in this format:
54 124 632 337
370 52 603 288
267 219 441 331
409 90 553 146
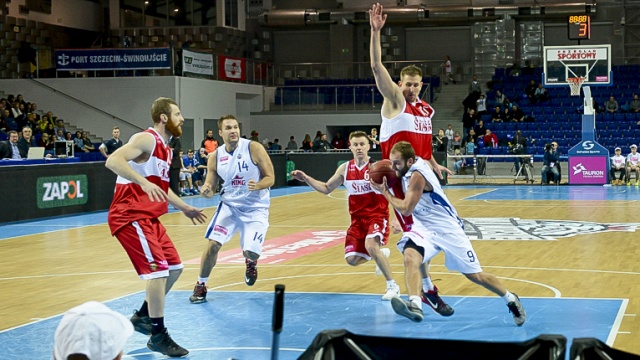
122 347 306 358
608 298 630 346
461 188 499 200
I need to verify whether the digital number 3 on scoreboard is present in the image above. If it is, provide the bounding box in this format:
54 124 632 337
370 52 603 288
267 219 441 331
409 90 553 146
568 15 591 40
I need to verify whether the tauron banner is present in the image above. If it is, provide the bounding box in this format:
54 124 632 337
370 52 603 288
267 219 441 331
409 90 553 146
37 175 89 209
55 48 171 71
182 49 214 76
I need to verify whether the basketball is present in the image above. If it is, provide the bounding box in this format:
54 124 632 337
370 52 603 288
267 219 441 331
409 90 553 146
369 160 399 187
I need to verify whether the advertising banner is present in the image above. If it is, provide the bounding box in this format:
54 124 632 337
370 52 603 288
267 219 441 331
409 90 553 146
37 175 89 209
218 55 246 81
568 156 608 184
182 49 214 76
55 48 171 71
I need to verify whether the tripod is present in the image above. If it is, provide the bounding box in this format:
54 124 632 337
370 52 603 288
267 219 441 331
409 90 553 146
513 155 534 183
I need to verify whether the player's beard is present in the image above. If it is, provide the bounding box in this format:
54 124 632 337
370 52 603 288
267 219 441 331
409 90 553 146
166 117 182 137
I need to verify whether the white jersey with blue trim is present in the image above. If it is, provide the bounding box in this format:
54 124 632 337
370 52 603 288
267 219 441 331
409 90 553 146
402 157 464 233
216 138 270 210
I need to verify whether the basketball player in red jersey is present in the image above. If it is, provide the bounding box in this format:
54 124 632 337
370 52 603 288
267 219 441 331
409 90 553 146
290 131 400 300
106 97 207 357
370 2 454 316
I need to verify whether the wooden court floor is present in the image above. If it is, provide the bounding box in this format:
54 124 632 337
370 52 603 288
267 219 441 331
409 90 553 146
1 186 639 355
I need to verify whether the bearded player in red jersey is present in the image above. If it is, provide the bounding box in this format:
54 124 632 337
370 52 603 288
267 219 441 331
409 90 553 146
106 97 207 357
370 2 454 317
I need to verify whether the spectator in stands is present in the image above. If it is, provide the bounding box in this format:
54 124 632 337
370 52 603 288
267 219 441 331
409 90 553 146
463 76 482 113
331 131 347 149
433 128 447 153
312 133 332 152
18 126 37 155
45 122 55 136
73 130 87 153
302 133 312 152
55 119 67 135
28 102 40 120
38 132 54 152
533 83 549 104
474 120 487 138
270 138 283 151
483 129 499 149
525 79 537 104
605 96 619 113
0 116 7 135
10 100 24 121
464 129 477 148
250 130 260 142
541 142 560 185
197 148 208 178
80 131 96 152
626 144 640 186
511 105 526 122
53 301 133 360
491 105 503 122
502 106 514 122
452 148 465 174
468 74 482 95
56 129 65 141
0 98 7 112
201 129 219 154
451 130 462 151
443 55 455 84
286 135 298 151
445 124 454 152
314 130 323 142
495 90 506 107
462 108 477 136
100 126 123 159
476 93 487 116
629 94 640 113
182 149 202 195
0 130 24 159
24 113 37 133
2 109 18 131
367 128 380 152
610 147 626 185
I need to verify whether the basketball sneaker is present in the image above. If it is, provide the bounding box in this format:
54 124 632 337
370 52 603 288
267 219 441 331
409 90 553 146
375 247 391 276
147 328 189 357
381 283 400 301
636 180 639 186
627 181 631 186
421 285 455 317
390 297 423 323
245 258 258 286
507 293 526 326
130 310 152 335
189 282 207 304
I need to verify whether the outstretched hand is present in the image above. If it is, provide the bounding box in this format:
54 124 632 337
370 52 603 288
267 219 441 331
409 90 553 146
290 170 307 182
182 206 207 225
369 3 387 32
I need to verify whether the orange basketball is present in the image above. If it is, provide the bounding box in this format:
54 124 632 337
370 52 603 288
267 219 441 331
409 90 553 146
369 159 399 187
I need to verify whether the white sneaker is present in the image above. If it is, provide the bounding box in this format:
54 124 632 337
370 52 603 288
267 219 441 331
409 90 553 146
375 247 391 276
382 283 401 301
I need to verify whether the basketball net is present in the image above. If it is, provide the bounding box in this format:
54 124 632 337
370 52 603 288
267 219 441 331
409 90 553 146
567 77 585 96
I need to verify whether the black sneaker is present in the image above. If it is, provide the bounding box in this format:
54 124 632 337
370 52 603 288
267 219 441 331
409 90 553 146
421 285 455 317
507 293 526 326
245 258 258 286
147 328 189 357
390 297 423 323
189 282 207 304
130 310 152 335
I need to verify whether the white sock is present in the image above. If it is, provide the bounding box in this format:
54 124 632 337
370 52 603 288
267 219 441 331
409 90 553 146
386 280 397 288
198 277 208 284
409 296 422 309
501 291 516 303
422 277 435 292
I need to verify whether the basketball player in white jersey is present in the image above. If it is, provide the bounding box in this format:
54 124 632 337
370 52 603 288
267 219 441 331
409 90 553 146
189 114 274 303
107 97 207 357
626 144 640 186
370 141 526 326
370 2 454 317
290 131 400 300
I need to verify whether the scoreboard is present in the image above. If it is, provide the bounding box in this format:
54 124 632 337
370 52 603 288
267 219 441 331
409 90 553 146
568 15 591 40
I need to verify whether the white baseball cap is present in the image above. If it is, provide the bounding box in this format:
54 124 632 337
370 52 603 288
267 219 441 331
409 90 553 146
631 144 637 149
54 301 133 360
615 147 621 151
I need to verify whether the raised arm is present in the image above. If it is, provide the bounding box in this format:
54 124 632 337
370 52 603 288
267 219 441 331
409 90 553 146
291 162 346 195
369 3 404 115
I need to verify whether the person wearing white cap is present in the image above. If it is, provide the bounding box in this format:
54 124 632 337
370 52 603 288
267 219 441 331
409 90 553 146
626 145 640 186
610 147 626 185
54 301 133 360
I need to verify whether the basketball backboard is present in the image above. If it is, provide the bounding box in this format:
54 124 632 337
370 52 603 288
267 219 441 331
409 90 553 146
543 44 612 87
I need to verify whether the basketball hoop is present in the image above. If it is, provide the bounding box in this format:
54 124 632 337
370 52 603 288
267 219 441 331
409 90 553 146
567 77 585 96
